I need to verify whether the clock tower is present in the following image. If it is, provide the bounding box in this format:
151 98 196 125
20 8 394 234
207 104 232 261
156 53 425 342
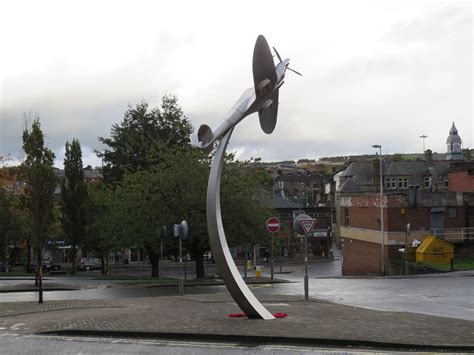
446 122 463 160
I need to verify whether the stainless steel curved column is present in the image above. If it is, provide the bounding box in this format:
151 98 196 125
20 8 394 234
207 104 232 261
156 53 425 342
207 128 275 320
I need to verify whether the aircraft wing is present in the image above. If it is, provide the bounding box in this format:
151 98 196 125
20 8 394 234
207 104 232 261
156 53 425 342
258 89 278 134
252 35 277 98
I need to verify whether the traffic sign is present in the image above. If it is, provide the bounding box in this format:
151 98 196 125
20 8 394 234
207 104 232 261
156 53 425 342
266 217 281 233
299 219 316 235
173 224 180 238
180 220 188 240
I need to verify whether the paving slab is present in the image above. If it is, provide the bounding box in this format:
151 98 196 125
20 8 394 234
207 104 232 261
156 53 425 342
0 290 472 351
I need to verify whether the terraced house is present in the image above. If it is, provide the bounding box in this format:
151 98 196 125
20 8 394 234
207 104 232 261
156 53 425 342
336 125 474 275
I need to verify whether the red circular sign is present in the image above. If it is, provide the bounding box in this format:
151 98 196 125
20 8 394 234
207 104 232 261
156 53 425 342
266 217 281 233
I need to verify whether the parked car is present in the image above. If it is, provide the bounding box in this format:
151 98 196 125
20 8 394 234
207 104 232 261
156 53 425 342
0 261 11 272
30 259 61 272
78 257 102 271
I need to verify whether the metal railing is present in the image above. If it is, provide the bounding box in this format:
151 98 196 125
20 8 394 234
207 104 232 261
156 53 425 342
429 228 474 242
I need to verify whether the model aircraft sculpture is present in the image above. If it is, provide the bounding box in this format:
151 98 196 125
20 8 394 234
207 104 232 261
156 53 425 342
190 35 300 320
191 35 301 152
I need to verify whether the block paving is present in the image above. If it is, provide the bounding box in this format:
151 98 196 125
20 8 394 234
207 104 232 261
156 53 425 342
0 291 472 350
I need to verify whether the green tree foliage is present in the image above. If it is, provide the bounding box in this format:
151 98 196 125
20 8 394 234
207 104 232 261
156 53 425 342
95 96 275 278
61 139 87 275
0 188 19 260
97 95 193 185
85 182 118 274
95 95 193 276
110 148 209 277
221 157 275 249
21 118 56 302
112 149 274 278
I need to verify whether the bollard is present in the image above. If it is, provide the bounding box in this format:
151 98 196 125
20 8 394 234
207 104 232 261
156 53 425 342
255 265 262 278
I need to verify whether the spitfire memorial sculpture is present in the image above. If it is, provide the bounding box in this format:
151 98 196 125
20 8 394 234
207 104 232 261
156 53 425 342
190 35 301 319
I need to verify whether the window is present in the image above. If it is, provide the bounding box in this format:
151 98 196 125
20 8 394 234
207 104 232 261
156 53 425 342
398 178 408 189
444 179 449 188
344 208 349 227
423 176 432 188
408 185 421 208
449 208 457 219
385 178 396 189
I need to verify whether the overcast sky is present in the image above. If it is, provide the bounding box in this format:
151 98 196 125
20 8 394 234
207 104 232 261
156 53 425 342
0 0 472 168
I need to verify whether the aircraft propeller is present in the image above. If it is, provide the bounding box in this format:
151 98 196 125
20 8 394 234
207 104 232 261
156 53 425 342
273 46 302 76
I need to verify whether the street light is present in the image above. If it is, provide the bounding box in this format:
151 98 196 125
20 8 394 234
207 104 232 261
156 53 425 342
419 135 428 152
372 144 384 276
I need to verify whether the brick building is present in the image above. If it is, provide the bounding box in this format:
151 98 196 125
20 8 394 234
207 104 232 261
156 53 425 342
336 150 474 276
271 195 332 258
274 173 331 207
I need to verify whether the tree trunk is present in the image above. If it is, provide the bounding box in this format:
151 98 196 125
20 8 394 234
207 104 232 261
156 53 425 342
71 244 77 275
106 252 110 276
26 239 32 273
192 248 206 279
100 255 105 275
36 248 43 303
34 246 39 286
146 246 160 278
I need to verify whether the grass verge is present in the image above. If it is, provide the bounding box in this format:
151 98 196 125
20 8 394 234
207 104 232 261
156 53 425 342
421 258 474 272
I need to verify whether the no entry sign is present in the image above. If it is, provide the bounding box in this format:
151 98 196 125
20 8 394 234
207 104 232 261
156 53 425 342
266 217 281 233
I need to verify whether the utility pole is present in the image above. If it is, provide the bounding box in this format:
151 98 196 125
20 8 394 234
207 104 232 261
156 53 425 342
419 135 428 152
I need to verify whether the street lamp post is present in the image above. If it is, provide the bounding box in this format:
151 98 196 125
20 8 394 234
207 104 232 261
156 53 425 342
419 135 428 152
372 144 385 276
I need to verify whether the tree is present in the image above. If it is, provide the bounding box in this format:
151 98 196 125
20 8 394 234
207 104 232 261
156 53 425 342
0 166 32 270
112 148 275 279
108 147 209 278
61 139 87 275
97 95 193 185
0 188 19 261
21 118 56 303
152 148 210 278
85 182 118 275
96 95 275 279
111 170 165 277
221 157 275 249
95 95 193 276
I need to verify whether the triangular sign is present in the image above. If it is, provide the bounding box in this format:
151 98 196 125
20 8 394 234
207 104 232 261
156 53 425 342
299 219 316 235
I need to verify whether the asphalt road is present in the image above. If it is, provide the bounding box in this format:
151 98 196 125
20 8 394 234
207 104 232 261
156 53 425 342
1 252 473 321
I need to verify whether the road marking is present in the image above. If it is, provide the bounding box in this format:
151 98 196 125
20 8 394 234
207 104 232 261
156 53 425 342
10 323 25 330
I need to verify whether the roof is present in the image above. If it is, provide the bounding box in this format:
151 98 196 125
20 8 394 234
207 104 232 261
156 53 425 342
339 178 360 192
446 122 462 144
274 173 331 184
384 163 409 176
340 161 375 185
54 167 103 181
84 167 103 180
271 194 303 209
337 160 451 192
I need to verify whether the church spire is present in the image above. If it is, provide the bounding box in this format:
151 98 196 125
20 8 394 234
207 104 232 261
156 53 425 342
449 122 458 135
446 122 462 160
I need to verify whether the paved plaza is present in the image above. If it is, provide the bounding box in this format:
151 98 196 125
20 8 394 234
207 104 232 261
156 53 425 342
0 287 473 351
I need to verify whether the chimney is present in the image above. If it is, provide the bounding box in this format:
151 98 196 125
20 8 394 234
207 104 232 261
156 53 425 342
425 149 433 166
463 148 471 161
